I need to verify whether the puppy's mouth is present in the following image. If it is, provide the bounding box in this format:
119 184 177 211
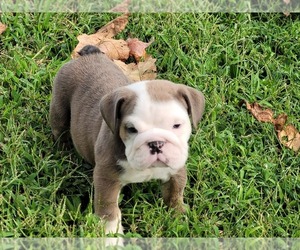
125 131 188 171
154 153 169 163
149 156 169 168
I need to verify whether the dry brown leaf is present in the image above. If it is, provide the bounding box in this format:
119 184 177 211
99 39 130 61
273 114 288 132
278 125 300 152
137 56 157 80
245 102 274 123
72 34 102 58
127 38 153 62
246 101 300 153
113 60 140 82
109 0 131 13
72 14 129 58
72 14 157 83
113 56 157 82
96 13 129 39
0 23 7 35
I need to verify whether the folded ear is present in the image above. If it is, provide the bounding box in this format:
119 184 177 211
177 85 205 129
100 88 136 134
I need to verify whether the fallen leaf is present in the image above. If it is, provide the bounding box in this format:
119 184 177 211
127 38 154 62
113 60 140 82
278 125 300 152
246 101 300 153
72 14 157 83
0 22 7 35
273 113 288 132
245 102 274 123
96 13 129 39
113 56 157 82
99 39 130 60
137 56 157 80
109 0 131 13
72 34 102 58
283 0 290 4
72 13 129 58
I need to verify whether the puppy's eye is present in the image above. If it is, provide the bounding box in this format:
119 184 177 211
173 124 181 129
126 126 138 134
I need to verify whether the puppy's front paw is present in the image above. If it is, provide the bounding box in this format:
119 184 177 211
171 201 189 214
178 203 188 214
105 218 124 248
105 237 124 247
105 217 124 235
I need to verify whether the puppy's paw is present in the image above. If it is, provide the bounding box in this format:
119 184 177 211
105 219 124 248
173 202 189 214
165 198 190 215
105 218 124 236
105 237 124 248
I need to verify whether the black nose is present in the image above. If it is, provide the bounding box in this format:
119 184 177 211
148 141 165 155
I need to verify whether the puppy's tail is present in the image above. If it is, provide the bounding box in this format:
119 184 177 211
78 45 102 56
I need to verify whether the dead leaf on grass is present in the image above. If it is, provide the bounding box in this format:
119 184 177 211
113 55 157 82
273 114 288 132
127 37 154 62
96 13 129 39
72 14 156 82
137 56 157 80
72 13 129 58
0 23 7 35
112 52 157 82
98 38 130 60
278 125 300 152
245 101 300 152
245 102 274 123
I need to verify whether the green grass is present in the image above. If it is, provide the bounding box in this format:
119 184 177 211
0 13 299 238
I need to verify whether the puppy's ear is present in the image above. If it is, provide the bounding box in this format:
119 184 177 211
100 88 136 134
177 85 205 129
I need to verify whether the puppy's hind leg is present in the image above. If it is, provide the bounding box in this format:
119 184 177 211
49 93 71 146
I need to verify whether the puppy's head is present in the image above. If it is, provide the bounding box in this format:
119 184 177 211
100 80 205 170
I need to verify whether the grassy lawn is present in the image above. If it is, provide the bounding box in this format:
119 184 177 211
0 13 299 238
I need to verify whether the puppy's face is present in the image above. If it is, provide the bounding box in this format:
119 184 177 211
100 80 205 171
120 96 191 170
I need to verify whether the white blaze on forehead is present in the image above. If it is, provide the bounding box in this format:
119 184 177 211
125 80 149 94
125 81 151 125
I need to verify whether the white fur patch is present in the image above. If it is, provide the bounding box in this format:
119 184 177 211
105 237 124 247
105 209 123 235
118 159 179 185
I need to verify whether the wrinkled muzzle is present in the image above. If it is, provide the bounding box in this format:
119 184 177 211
125 128 189 170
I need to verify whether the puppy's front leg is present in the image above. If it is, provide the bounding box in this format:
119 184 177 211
93 167 123 235
162 167 187 213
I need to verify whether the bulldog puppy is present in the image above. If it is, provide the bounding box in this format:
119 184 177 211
50 45 205 235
